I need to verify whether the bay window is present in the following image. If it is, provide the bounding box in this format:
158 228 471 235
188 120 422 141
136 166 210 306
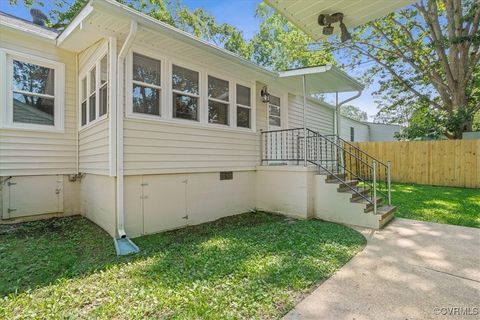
208 75 229 125
80 52 108 127
172 64 199 121
236 84 251 128
132 53 161 116
1 49 65 131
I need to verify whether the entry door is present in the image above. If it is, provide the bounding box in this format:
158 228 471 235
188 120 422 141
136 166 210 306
2 175 63 219
267 95 283 161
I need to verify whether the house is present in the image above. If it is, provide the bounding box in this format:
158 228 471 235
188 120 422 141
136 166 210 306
0 0 409 251
340 116 400 142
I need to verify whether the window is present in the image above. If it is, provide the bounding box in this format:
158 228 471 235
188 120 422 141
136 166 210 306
208 75 229 125
172 64 199 121
350 127 355 142
1 50 64 131
132 53 161 116
236 84 251 128
268 95 281 127
80 52 108 127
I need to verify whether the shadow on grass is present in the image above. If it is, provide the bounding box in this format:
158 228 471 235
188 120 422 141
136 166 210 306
391 183 480 228
0 212 365 318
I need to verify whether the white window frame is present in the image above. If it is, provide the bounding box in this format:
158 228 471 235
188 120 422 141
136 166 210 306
266 89 288 130
125 46 256 132
235 82 253 129
171 61 202 123
0 49 65 132
126 46 166 121
78 43 109 129
206 73 231 126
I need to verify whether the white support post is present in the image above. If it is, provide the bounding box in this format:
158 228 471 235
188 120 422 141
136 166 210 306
302 75 307 167
387 160 392 205
373 160 377 214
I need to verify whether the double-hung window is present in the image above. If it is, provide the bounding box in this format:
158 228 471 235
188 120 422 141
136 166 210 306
80 53 108 127
208 75 229 125
132 53 161 116
236 84 251 128
172 64 199 121
1 50 65 131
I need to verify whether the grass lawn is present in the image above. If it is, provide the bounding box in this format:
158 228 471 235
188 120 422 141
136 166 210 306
0 212 365 319
391 183 480 228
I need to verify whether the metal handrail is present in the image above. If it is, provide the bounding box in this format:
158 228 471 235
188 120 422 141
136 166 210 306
325 134 388 167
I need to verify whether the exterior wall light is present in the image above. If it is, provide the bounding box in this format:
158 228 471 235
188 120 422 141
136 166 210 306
260 86 270 103
318 12 352 43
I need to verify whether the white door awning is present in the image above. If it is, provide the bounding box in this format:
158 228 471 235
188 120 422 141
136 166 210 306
278 65 364 95
265 0 415 41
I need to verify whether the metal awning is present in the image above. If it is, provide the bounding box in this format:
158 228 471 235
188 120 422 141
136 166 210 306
277 65 363 95
264 0 415 41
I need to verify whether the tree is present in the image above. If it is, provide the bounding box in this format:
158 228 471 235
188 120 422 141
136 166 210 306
334 0 480 139
250 3 333 70
340 104 368 121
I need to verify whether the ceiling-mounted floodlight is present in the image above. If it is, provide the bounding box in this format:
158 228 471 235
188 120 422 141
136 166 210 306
318 12 352 43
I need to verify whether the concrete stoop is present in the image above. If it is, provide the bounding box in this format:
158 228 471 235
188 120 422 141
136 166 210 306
314 173 396 229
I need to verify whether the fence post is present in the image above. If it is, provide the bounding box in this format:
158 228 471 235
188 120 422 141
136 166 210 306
387 160 392 206
373 160 377 215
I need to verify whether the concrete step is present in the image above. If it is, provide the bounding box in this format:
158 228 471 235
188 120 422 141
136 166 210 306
350 197 383 212
326 173 346 180
378 206 396 228
350 188 372 201
334 180 359 190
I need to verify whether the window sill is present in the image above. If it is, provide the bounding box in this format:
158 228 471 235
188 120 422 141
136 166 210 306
79 115 109 132
0 124 65 133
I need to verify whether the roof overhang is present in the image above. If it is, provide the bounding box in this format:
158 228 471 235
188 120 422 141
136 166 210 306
278 65 364 95
264 0 415 41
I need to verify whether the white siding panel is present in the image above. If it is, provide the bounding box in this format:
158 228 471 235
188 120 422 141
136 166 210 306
341 117 370 142
0 30 77 176
288 95 334 135
79 119 110 174
123 119 259 175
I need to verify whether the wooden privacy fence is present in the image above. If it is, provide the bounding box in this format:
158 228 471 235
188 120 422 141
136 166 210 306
351 140 480 188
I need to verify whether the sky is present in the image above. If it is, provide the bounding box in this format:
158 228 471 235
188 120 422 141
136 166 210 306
1 0 380 119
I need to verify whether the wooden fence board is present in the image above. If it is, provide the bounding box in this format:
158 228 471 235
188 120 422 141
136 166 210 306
352 140 480 188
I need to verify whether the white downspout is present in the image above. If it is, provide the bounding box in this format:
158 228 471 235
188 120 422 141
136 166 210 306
336 90 362 137
116 21 138 238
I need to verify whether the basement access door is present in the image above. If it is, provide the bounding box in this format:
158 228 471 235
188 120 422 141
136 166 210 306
2 175 63 219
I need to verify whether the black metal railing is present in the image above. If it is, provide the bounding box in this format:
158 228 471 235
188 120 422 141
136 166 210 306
261 128 392 213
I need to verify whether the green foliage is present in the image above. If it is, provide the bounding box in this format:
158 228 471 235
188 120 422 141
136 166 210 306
0 212 365 318
250 3 334 70
336 0 480 139
391 183 480 228
340 104 368 121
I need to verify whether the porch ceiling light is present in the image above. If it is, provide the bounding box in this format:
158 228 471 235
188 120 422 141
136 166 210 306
318 12 352 43
260 86 270 103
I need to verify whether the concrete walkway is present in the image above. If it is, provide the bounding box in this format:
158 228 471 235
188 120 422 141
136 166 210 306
284 218 480 320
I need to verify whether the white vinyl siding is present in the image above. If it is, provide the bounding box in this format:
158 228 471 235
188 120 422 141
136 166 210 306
340 117 370 142
288 94 334 135
123 119 259 175
0 30 76 176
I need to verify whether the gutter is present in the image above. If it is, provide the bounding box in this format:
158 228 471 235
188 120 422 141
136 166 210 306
335 91 362 137
116 20 137 239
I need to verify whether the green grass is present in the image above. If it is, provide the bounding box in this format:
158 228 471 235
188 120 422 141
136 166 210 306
391 183 480 228
0 212 365 319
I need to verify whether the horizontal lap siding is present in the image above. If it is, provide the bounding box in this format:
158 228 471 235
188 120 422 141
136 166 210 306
79 120 110 174
0 31 77 176
288 95 334 135
123 119 259 175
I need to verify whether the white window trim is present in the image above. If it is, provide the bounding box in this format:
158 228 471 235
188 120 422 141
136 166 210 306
0 48 65 132
206 73 231 127
235 82 254 130
78 42 109 130
266 89 288 130
126 46 166 121
124 46 257 132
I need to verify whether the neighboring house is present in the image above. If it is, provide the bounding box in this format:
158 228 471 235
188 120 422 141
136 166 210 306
0 0 404 247
340 116 400 142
